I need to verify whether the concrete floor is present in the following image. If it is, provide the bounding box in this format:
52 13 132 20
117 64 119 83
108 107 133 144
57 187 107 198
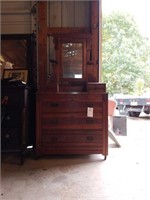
1 116 150 200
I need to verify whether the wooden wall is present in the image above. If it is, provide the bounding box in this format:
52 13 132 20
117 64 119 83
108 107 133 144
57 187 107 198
48 1 90 27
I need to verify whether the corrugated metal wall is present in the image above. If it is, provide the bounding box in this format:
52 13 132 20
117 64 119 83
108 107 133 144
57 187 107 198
1 1 90 34
1 1 36 34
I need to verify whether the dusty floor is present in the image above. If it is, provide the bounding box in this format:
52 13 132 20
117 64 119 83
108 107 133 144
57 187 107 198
1 116 150 200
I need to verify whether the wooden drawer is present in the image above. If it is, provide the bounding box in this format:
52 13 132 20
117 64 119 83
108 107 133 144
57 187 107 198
37 92 106 101
41 113 103 130
1 86 28 107
1 128 22 150
2 108 22 128
87 82 106 93
41 101 103 113
41 131 103 147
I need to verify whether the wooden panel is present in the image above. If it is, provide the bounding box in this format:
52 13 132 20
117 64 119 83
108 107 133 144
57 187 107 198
87 82 106 93
75 1 90 27
47 27 90 35
91 0 99 80
48 1 61 27
37 1 47 84
48 1 90 28
62 1 75 27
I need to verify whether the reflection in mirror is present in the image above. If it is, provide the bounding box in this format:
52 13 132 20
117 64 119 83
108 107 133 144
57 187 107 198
1 34 36 85
62 42 83 79
1 39 27 68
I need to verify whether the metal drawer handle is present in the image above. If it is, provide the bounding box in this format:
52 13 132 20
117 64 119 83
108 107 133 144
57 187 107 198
51 102 59 107
51 137 58 142
50 119 58 124
86 136 94 141
6 116 11 120
5 133 10 139
86 118 94 124
87 104 93 107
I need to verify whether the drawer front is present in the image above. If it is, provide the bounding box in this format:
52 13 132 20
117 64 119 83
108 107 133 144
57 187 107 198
1 128 22 150
37 93 105 101
1 87 27 107
87 83 106 93
38 93 106 112
41 131 103 147
2 108 22 128
41 113 103 130
41 101 102 113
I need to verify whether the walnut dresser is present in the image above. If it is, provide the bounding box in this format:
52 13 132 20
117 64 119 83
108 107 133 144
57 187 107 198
36 1 108 159
36 83 108 159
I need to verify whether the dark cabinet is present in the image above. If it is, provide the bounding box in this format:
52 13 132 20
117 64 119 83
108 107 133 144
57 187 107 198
1 85 29 164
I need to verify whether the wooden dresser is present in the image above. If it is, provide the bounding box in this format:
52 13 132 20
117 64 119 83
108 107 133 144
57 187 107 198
36 83 108 159
36 2 108 159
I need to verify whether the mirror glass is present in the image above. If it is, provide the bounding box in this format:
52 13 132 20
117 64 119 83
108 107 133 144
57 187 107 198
62 42 83 79
1 34 36 85
1 39 27 68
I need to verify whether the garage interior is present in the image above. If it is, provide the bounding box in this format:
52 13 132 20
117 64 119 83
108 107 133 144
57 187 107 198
1 1 150 200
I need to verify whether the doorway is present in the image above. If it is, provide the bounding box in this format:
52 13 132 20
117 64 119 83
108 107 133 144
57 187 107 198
102 0 150 118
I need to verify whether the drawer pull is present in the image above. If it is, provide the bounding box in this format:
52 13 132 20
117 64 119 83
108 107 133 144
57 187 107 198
50 119 58 124
51 102 59 107
6 116 11 120
5 133 10 139
51 137 58 142
86 118 94 124
86 136 94 141
87 103 93 107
